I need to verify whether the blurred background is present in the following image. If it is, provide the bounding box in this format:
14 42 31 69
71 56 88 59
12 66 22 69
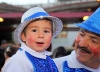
0 0 100 57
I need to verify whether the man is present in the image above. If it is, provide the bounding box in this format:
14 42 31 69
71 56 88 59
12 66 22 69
0 40 8 71
54 7 100 72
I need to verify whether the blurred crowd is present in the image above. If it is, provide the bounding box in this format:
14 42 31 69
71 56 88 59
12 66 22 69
51 46 73 58
0 39 20 71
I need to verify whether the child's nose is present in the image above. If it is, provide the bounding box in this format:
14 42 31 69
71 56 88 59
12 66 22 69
38 32 44 38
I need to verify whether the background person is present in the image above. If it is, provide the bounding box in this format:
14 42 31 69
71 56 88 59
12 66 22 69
0 40 8 71
1 46 19 72
51 46 69 58
4 46 19 61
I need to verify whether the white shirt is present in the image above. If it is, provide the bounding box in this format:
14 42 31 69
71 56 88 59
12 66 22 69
54 50 100 72
2 42 52 72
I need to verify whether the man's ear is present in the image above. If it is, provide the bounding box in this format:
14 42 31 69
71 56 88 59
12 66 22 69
21 32 26 42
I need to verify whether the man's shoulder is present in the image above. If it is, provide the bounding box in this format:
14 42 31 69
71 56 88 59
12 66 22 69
53 55 70 72
53 55 69 63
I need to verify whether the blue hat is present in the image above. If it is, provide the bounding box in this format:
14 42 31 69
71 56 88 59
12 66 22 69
75 7 100 35
14 7 63 43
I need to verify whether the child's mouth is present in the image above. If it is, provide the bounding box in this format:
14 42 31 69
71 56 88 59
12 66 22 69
36 42 44 46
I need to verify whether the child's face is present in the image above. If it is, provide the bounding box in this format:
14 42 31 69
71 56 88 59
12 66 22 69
21 19 52 52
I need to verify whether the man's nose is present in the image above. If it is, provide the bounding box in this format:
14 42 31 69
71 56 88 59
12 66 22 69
79 36 89 47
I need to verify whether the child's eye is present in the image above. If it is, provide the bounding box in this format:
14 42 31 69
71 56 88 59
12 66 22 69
32 29 36 32
44 30 49 33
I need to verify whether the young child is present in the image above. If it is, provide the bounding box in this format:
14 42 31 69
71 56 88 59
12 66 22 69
2 7 63 72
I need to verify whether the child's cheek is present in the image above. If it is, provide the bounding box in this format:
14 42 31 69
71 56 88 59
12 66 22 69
27 36 34 45
46 36 52 44
75 35 80 43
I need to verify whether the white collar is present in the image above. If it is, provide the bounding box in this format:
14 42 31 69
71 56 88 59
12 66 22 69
67 50 100 72
20 42 52 59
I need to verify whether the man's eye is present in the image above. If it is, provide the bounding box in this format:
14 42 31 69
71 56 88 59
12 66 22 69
92 40 99 44
32 29 36 32
79 33 84 36
44 30 49 33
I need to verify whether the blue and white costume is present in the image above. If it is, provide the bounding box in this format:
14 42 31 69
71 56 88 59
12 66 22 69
2 42 58 72
2 7 63 72
54 51 100 72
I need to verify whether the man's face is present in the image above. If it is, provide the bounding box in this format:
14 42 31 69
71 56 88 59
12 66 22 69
74 29 100 66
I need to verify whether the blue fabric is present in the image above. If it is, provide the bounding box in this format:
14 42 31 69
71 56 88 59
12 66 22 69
75 7 100 35
25 50 58 72
24 12 49 22
63 61 91 72
19 48 22 51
